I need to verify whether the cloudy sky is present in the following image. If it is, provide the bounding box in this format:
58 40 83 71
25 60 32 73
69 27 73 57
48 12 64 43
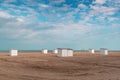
0 0 120 50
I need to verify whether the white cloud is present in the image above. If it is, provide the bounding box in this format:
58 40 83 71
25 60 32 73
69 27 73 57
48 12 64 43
0 0 119 41
0 11 13 18
0 11 100 42
108 17 118 22
90 6 117 15
81 5 119 23
78 4 87 9
3 0 16 3
16 18 24 23
94 0 106 4
0 11 39 40
39 4 50 8
50 0 65 4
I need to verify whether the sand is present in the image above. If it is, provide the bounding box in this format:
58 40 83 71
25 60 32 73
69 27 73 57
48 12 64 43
0 51 120 80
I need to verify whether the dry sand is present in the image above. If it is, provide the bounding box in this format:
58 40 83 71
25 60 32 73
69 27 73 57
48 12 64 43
0 51 120 80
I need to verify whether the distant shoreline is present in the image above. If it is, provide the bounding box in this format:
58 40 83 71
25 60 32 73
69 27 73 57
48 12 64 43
0 50 120 52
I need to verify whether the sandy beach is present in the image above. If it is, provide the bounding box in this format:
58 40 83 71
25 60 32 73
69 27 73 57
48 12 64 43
0 51 120 80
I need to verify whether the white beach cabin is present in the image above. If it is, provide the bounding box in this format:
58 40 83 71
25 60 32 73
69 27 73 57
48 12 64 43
89 49 95 54
10 49 18 56
100 48 108 55
42 49 48 54
57 48 73 57
53 49 58 54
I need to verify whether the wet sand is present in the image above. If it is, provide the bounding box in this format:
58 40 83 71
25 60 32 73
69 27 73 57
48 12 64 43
0 51 120 80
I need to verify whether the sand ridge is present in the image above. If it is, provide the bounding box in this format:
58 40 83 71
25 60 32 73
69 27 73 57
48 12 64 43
0 51 120 80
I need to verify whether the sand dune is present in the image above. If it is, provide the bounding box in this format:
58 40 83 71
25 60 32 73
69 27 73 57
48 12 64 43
0 51 120 80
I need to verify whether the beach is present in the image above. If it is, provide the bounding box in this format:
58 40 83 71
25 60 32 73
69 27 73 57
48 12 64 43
0 51 120 80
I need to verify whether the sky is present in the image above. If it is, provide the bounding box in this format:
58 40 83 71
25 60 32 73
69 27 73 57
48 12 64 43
0 0 120 50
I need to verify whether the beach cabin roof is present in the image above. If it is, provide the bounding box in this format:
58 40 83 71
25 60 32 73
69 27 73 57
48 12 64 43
100 48 108 50
57 48 73 50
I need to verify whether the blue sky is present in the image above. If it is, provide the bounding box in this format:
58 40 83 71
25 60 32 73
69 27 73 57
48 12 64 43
0 0 120 50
